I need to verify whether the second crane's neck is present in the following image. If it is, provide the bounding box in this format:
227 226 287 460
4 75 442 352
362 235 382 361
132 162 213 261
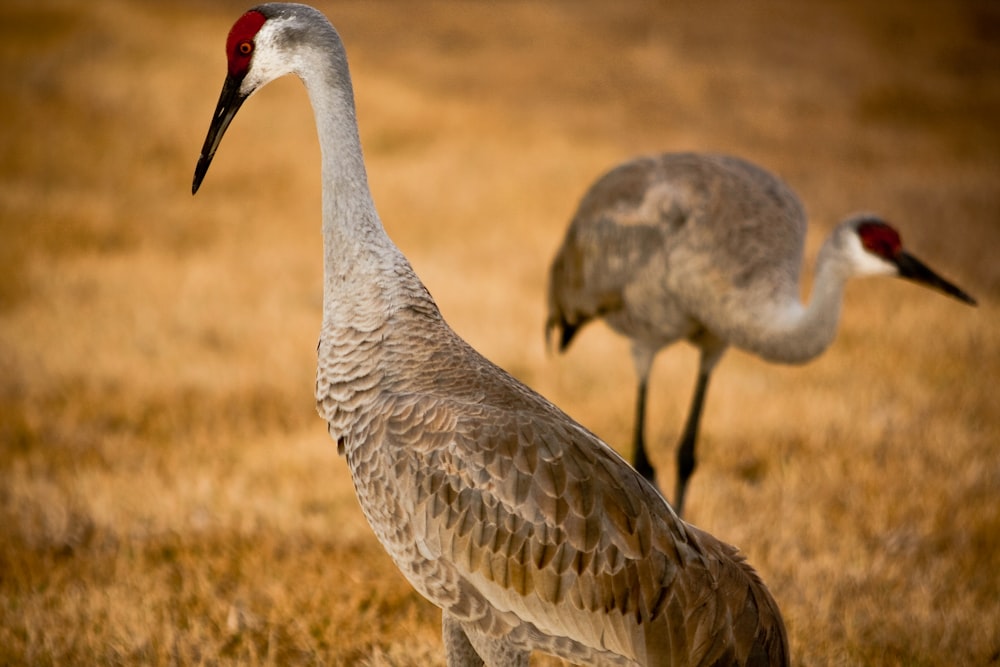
746 236 854 364
298 42 436 333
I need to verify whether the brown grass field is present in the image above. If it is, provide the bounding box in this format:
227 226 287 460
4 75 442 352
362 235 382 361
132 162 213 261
2 0 999 664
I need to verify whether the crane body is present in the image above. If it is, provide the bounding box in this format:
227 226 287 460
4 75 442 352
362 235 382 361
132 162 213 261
193 6 789 666
547 152 977 515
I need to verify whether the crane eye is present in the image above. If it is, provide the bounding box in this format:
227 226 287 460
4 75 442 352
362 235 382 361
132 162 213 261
237 40 253 56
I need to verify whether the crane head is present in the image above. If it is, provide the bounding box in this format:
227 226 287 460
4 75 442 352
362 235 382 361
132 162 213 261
194 5 335 194
192 9 270 195
853 216 977 306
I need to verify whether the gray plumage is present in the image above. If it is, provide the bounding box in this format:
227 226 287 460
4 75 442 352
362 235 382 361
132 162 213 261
546 153 976 515
193 6 789 666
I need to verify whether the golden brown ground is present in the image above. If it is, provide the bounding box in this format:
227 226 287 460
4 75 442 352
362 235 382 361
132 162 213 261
1 0 998 664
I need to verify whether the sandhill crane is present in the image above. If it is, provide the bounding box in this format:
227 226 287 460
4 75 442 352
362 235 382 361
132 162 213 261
546 152 977 516
193 6 788 666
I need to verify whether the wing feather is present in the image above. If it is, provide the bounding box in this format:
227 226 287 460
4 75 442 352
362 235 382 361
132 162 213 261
388 394 693 661
375 375 785 665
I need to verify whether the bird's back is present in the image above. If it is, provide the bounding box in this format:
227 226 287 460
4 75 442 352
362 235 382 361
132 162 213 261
319 304 788 666
547 153 807 352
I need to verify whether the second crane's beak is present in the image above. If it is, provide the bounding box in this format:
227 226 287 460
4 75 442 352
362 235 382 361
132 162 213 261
894 251 977 306
192 74 248 195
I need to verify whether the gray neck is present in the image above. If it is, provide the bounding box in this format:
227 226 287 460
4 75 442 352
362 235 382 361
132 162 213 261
295 31 435 334
742 236 851 364
295 25 448 446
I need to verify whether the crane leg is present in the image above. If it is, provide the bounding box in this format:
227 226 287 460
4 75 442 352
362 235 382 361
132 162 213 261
674 342 725 516
632 375 656 484
674 368 712 517
443 614 528 667
443 614 485 667
629 345 660 494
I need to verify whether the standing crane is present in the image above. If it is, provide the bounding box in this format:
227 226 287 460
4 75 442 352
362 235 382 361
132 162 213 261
546 152 977 516
192 6 788 666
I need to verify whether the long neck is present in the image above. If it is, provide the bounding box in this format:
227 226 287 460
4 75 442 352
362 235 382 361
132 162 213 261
296 40 436 334
743 236 851 364
298 35 448 447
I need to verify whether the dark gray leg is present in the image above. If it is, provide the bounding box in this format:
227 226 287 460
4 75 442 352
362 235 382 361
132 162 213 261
674 342 725 516
442 614 529 667
443 614 484 667
628 345 660 494
674 368 712 517
632 374 656 486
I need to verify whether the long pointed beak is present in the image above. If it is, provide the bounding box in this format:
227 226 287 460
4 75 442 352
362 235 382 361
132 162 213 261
894 251 977 306
192 74 248 195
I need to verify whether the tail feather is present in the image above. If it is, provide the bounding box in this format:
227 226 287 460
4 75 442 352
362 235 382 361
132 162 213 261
544 313 581 354
668 527 790 667
724 545 790 667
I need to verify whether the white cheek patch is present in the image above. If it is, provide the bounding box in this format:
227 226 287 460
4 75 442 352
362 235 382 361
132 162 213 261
846 231 897 277
240 18 297 96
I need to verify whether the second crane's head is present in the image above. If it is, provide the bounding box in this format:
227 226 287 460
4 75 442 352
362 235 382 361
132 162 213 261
836 214 976 306
193 4 346 194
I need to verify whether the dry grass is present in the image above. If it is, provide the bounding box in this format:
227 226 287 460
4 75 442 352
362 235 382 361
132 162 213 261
2 0 998 664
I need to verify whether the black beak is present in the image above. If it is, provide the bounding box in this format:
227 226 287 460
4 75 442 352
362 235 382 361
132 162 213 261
192 74 248 195
894 251 977 306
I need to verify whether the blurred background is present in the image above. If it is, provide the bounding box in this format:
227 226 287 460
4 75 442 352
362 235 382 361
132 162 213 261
1 0 998 664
